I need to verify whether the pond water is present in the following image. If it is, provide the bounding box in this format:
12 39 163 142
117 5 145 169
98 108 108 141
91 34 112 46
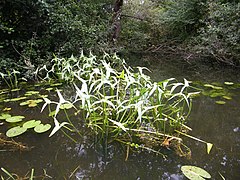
0 54 240 179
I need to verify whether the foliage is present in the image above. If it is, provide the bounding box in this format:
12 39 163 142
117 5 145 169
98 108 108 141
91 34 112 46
39 53 204 156
181 165 211 180
193 1 240 65
0 0 112 73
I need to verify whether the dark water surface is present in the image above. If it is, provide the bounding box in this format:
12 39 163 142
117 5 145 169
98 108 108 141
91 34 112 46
0 54 240 179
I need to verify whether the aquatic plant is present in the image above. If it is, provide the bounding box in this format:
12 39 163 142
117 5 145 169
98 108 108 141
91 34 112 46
0 113 51 137
39 53 209 157
0 70 20 90
181 165 211 180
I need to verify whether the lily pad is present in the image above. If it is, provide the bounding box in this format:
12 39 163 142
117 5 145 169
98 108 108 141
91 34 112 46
6 126 27 137
181 165 211 180
50 83 62 87
0 113 11 120
46 87 54 91
215 101 226 105
224 82 234 85
20 99 43 107
6 116 25 123
60 103 73 110
222 96 232 100
23 120 41 129
9 97 27 102
34 124 51 133
3 107 11 111
39 94 48 98
11 88 21 92
25 91 40 96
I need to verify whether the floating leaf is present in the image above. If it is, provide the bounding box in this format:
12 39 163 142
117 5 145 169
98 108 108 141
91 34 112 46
9 97 27 102
11 88 20 92
207 143 213 154
212 86 223 90
204 84 214 88
215 101 226 105
34 124 51 133
181 165 211 180
25 91 40 96
224 82 234 85
60 103 73 110
20 99 43 107
222 96 232 100
6 116 25 123
6 126 27 137
50 83 62 87
0 114 11 120
23 120 41 129
39 94 48 98
209 91 225 98
3 107 11 111
46 87 53 91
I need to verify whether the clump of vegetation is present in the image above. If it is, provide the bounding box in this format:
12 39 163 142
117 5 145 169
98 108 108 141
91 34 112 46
38 53 211 157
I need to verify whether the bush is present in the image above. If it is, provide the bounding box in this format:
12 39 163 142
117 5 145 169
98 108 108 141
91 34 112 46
194 1 240 65
0 0 112 73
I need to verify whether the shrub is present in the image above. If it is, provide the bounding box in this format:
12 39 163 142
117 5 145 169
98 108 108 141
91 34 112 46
194 1 240 65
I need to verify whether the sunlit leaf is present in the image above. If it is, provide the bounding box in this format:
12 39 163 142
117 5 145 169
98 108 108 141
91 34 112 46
46 87 54 91
215 101 226 105
11 88 20 92
222 96 232 100
60 103 73 109
50 83 62 87
0 113 11 120
25 91 40 96
9 97 27 101
3 107 11 111
6 116 25 123
6 126 27 137
224 82 234 85
34 124 51 133
23 120 41 129
181 165 211 180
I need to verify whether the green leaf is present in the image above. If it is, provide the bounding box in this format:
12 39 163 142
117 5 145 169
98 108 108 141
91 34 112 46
23 120 41 129
60 103 73 109
0 113 11 120
181 165 211 180
224 82 234 85
222 96 232 100
6 126 27 137
6 116 25 123
34 124 51 133
50 83 62 87
215 101 226 105
9 97 27 102
25 91 40 96
46 87 54 91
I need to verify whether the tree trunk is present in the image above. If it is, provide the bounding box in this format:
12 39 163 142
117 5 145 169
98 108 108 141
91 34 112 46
111 0 123 42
